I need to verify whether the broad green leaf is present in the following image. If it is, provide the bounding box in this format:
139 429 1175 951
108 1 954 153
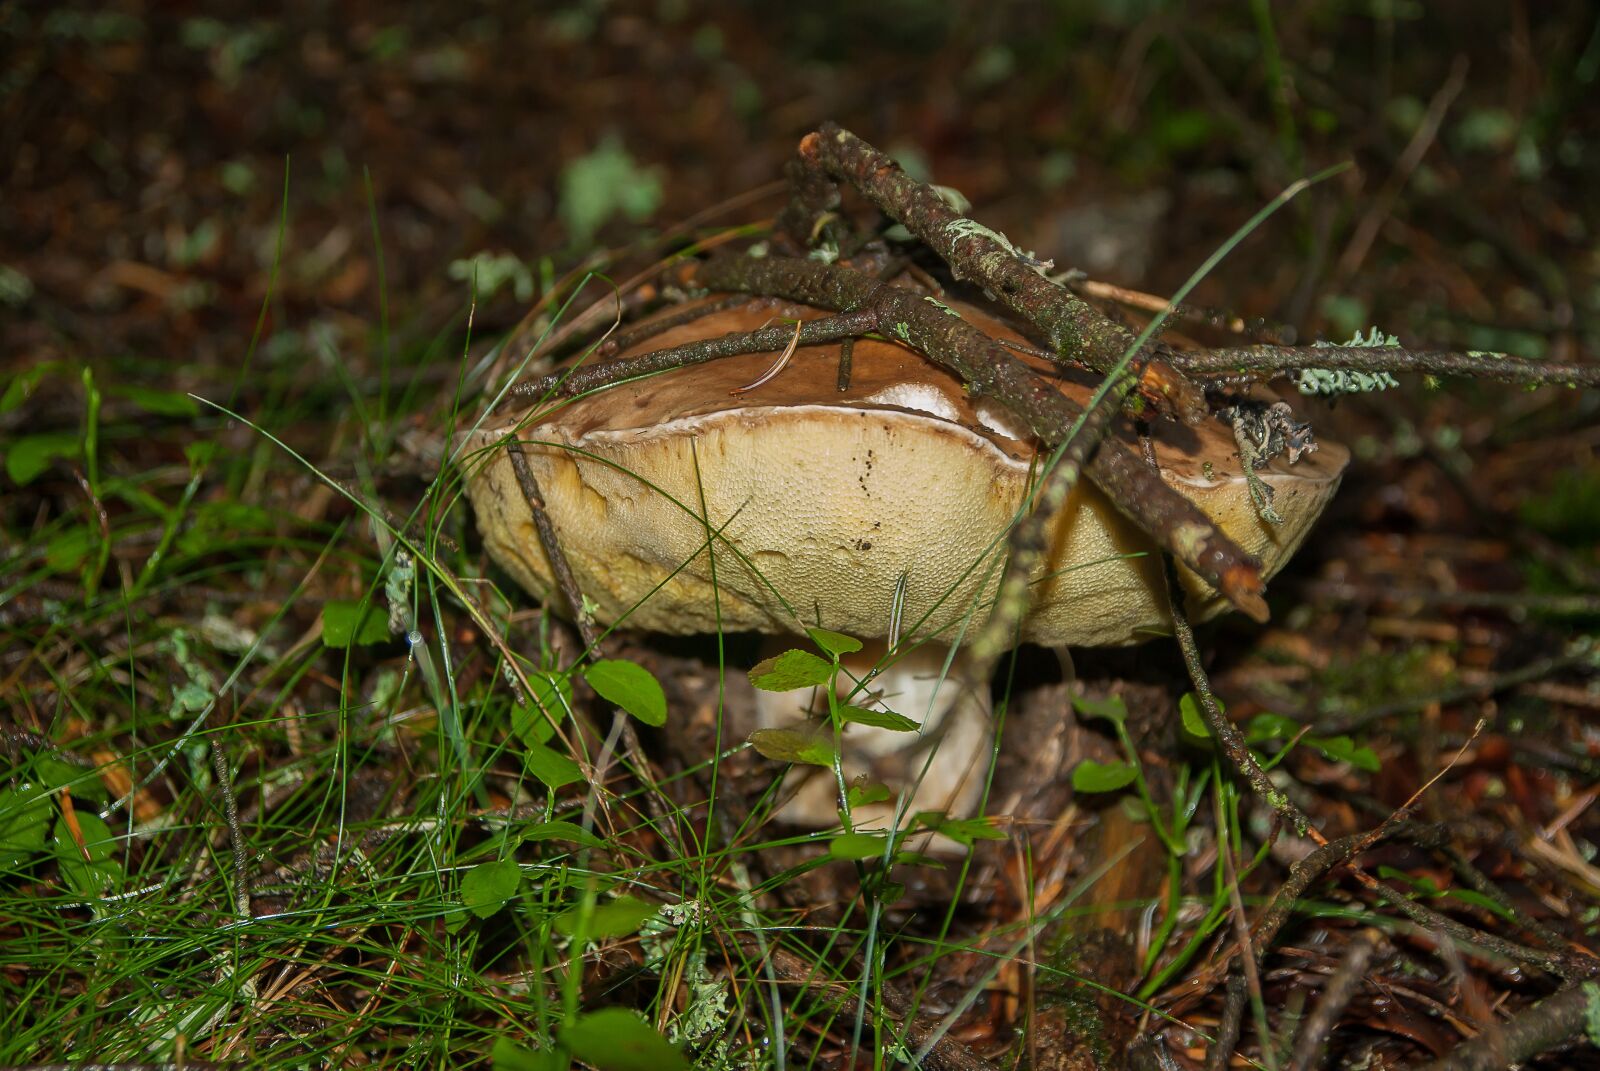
1309 734 1381 772
806 627 863 658
913 812 1007 845
847 781 891 808
184 441 218 468
1070 694 1128 727
529 671 572 721
450 252 535 302
45 527 94 572
1071 760 1139 794
53 811 122 897
462 859 522 919
1246 712 1299 744
562 1008 690 1071
1119 794 1153 824
747 727 835 767
6 431 81 486
748 649 833 692
583 659 667 727
113 384 200 417
830 832 890 860
0 360 61 414
839 705 918 732
555 894 661 940
175 500 277 556
321 600 390 647
1179 693 1211 738
491 1037 558 1071
520 820 603 849
54 809 115 863
512 672 573 746
523 742 584 790
558 136 664 247
892 851 945 869
33 755 107 801
0 786 52 868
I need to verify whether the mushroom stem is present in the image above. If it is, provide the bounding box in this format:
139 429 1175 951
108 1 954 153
752 640 991 842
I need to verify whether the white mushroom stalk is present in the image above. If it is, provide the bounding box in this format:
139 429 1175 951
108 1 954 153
750 640 992 834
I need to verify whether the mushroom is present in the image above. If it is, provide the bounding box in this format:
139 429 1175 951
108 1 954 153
463 296 1349 835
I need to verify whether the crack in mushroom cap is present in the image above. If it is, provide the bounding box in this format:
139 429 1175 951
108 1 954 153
464 298 1349 647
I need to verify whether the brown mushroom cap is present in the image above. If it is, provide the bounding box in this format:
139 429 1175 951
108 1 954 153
464 297 1348 647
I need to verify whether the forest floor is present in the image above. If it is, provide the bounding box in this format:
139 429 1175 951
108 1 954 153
3 3 1598 1069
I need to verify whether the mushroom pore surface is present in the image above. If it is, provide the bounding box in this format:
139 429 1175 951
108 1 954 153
465 297 1348 647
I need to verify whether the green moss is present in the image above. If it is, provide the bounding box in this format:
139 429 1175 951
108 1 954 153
1025 931 1118 1066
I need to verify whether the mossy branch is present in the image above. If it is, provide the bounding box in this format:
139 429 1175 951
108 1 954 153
785 122 1210 422
1180 344 1600 389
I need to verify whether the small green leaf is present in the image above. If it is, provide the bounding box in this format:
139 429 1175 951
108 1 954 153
34 755 106 801
1071 760 1139 794
0 360 60 415
1246 712 1300 744
806 627 862 658
321 600 390 647
583 659 667 727
512 672 573 746
747 727 835 767
913 813 1007 845
748 649 834 692
1309 734 1381 772
490 1036 558 1071
556 894 662 940
830 832 890 860
839 705 918 732
520 820 603 849
54 809 115 863
462 859 522 919
6 431 81 486
523 742 585 790
892 851 945 870
529 671 573 721
53 811 122 897
113 384 200 417
558 135 664 247
562 1008 690 1071
175 500 277 556
184 441 218 468
0 786 52 868
847 781 892 808
1179 693 1211 738
45 527 94 572
1071 694 1128 727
